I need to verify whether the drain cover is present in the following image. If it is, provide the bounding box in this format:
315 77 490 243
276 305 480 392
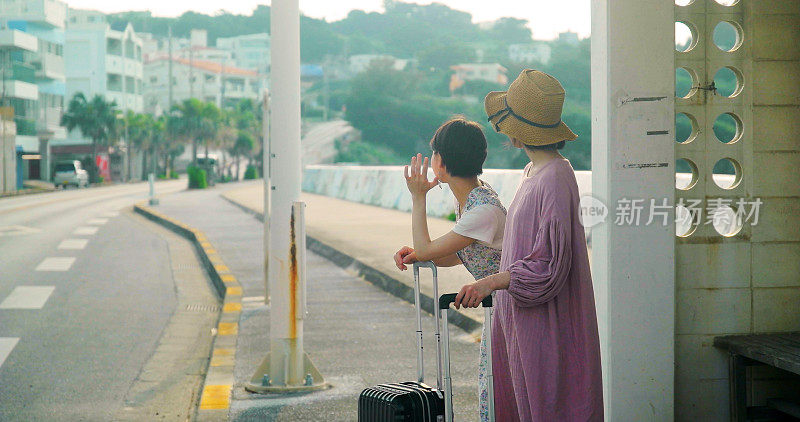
185 304 221 312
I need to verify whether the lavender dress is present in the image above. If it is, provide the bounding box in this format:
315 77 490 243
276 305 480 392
493 159 603 421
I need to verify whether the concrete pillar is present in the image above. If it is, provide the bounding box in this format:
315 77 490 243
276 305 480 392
591 1 675 420
38 137 50 182
0 117 16 194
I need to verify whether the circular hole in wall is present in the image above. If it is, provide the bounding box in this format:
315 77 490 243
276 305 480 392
714 0 739 6
710 205 743 236
676 67 697 98
712 158 742 189
676 112 698 144
713 21 743 52
676 158 698 190
675 21 697 52
675 0 693 5
713 112 742 144
714 66 744 98
675 204 699 237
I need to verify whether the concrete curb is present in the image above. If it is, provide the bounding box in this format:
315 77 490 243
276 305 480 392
219 193 485 335
133 202 243 422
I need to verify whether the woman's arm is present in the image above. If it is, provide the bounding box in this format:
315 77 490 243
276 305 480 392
433 253 462 267
411 194 474 261
453 271 510 309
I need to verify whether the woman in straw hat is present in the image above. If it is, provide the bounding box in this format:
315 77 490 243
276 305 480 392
452 70 603 421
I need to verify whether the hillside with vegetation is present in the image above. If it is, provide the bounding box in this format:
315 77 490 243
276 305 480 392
109 1 735 171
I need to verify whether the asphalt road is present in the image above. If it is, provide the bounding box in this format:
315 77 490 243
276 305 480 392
0 180 188 421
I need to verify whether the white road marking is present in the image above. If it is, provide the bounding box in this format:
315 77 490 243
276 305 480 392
242 296 266 303
73 226 98 235
58 239 88 250
0 338 19 368
100 211 119 217
0 225 41 237
35 257 76 271
86 218 108 225
0 286 55 309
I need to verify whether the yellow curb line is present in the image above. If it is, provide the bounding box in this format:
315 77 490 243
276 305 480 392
199 384 231 410
217 322 238 336
223 302 242 312
133 203 240 415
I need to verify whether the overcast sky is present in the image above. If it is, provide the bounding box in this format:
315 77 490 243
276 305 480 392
64 0 591 40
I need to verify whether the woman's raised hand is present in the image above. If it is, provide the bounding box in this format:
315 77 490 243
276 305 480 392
404 153 439 198
393 246 417 271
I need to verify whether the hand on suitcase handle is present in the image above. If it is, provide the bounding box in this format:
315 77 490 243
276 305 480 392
439 293 492 309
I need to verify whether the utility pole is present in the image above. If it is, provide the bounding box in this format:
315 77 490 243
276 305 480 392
189 46 194 99
218 56 225 109
322 55 329 121
167 26 173 110
246 0 326 393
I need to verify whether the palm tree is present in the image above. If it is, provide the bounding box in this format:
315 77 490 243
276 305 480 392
123 111 150 180
61 93 119 183
170 98 204 166
231 131 255 181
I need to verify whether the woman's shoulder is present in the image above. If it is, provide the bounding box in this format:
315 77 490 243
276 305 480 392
467 182 506 212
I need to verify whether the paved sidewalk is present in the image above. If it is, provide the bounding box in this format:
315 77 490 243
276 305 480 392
152 183 484 420
224 181 486 331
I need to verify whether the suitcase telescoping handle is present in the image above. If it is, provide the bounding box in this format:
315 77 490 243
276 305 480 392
439 293 495 422
412 261 444 391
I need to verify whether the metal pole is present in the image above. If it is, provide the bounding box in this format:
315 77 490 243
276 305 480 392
262 88 270 303
268 0 303 387
167 26 173 110
245 0 325 394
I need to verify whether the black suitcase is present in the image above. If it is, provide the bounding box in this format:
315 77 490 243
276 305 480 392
357 262 494 422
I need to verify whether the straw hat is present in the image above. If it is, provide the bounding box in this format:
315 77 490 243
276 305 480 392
484 69 577 146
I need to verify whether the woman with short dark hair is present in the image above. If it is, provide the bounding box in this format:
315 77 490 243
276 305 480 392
394 117 506 421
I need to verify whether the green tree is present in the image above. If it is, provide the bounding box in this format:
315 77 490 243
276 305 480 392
61 93 119 182
231 131 255 181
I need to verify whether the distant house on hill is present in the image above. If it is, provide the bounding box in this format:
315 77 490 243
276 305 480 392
508 43 552 64
449 63 508 93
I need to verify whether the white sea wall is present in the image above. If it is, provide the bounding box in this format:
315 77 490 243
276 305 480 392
302 164 594 217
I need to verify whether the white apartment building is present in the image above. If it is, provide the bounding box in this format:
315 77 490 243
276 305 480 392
0 0 68 184
64 9 144 114
58 8 144 181
143 56 265 114
216 33 270 73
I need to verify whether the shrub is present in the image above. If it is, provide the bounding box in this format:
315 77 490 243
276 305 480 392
244 165 259 180
446 212 457 222
187 165 207 189
170 170 179 179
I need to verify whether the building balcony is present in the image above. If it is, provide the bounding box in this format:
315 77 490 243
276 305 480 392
36 106 64 139
106 55 123 75
0 0 68 29
123 59 142 77
0 29 38 52
1 80 39 101
32 52 64 80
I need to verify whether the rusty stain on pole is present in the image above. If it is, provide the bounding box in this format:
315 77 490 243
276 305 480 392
288 206 298 339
